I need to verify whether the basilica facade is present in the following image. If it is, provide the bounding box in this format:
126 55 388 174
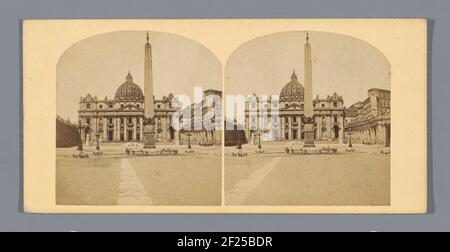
78 72 179 144
243 71 346 143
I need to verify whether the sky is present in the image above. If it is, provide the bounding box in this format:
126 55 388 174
57 31 222 121
57 30 390 122
225 31 391 106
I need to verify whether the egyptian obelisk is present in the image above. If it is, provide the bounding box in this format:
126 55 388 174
303 32 316 147
143 32 156 148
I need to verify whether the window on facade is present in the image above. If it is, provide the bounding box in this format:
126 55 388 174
86 118 90 124
121 104 124 108
86 103 90 109
293 117 297 123
108 118 113 124
157 104 161 109
128 117 132 124
120 118 124 124
99 104 103 109
333 102 337 108
109 104 113 108
334 116 338 123
322 104 325 108
137 104 140 108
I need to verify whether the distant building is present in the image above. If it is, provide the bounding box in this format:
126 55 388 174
176 89 223 146
56 116 79 148
344 88 391 146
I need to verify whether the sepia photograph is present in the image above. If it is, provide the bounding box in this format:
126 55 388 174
55 31 223 206
23 19 427 214
224 31 391 206
3 0 449 234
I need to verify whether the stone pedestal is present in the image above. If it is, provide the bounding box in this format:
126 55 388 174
303 123 316 148
143 119 156 149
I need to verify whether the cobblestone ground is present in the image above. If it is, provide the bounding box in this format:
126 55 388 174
225 142 390 206
56 143 222 206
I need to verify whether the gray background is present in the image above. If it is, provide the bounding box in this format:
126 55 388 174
0 0 447 232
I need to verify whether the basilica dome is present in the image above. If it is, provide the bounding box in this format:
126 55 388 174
280 71 304 102
114 72 144 101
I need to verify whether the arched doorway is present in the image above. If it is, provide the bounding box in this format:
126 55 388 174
169 126 176 141
333 125 340 139
321 127 327 139
292 129 298 140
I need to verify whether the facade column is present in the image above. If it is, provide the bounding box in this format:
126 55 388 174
339 115 344 140
280 116 285 140
366 129 370 143
329 115 333 140
162 116 168 142
115 117 120 141
92 116 97 142
140 116 144 141
379 124 385 145
288 116 292 140
124 117 128 141
119 117 122 141
371 127 375 144
112 117 116 141
373 126 378 144
372 127 375 144
102 118 107 140
133 117 137 141
317 115 321 140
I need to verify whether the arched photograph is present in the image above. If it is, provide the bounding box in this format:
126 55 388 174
224 31 391 206
56 31 223 206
